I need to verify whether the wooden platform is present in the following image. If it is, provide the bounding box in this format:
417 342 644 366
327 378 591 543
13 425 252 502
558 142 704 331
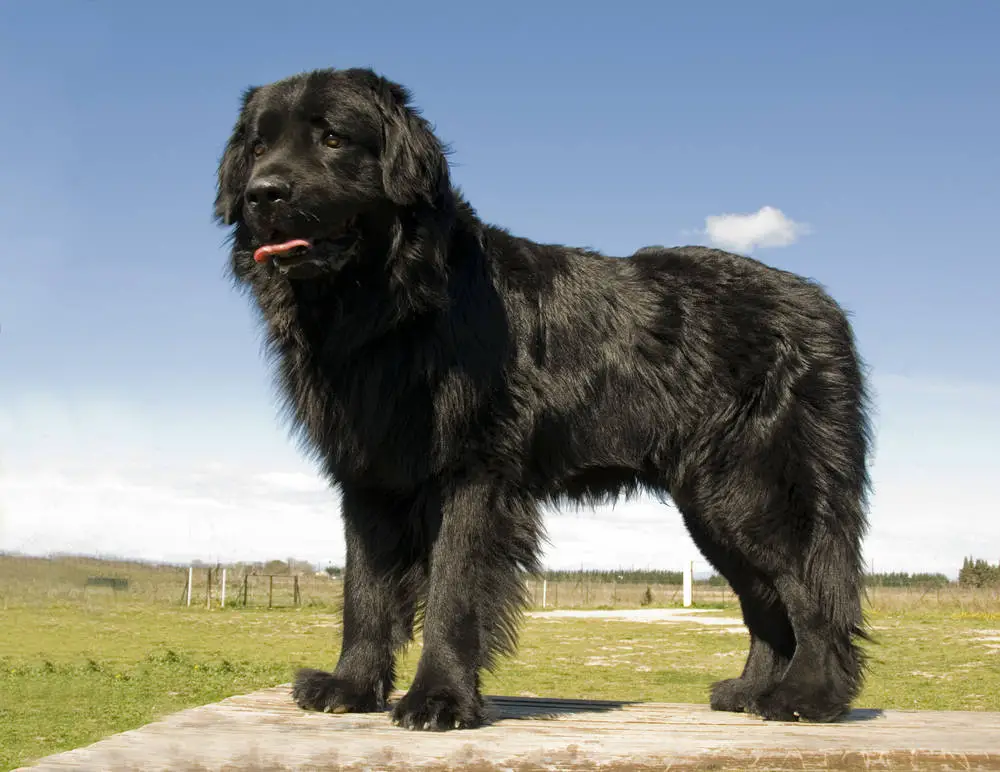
17 684 1000 771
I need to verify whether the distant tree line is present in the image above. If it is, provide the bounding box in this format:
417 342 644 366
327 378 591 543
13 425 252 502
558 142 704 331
958 557 1000 588
541 569 686 584
270 558 1000 589
196 558 318 576
864 571 950 589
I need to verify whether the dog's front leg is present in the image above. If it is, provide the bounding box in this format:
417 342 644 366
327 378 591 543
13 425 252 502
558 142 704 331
391 478 543 731
294 484 425 714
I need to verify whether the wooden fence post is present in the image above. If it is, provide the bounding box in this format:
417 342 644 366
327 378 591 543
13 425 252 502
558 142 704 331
268 575 274 609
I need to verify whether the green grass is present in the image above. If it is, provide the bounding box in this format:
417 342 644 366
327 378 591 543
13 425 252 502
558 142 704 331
2 599 1000 771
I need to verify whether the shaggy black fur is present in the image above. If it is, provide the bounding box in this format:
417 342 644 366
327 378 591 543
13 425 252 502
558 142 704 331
214 67 873 730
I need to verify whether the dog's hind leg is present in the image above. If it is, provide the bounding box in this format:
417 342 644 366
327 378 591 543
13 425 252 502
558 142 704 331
751 565 866 722
293 484 427 714
748 469 870 722
391 477 544 731
672 399 869 720
712 598 794 713
676 479 867 721
752 363 871 722
677 503 795 713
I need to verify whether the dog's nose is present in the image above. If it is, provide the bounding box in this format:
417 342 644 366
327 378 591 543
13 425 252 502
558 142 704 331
245 177 291 208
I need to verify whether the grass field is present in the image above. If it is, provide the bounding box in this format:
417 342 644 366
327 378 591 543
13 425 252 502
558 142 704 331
2 555 999 770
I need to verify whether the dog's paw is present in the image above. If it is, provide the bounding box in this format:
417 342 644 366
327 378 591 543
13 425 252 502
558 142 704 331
292 667 386 714
749 684 803 722
709 677 754 713
390 682 484 731
749 678 851 723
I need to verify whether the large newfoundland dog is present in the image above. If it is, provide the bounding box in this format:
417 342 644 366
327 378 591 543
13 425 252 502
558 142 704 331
214 67 872 730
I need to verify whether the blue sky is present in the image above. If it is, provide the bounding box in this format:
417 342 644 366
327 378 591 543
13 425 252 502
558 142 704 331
1 1 998 575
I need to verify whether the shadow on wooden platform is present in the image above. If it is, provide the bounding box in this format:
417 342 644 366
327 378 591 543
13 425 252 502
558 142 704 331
484 695 885 724
483 694 641 721
17 684 1000 771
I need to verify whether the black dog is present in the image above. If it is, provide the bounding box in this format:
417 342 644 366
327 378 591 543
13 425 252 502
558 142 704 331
214 67 872 730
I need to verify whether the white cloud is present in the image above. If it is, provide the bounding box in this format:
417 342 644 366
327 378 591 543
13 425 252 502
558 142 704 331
0 464 344 567
0 391 335 566
703 205 811 252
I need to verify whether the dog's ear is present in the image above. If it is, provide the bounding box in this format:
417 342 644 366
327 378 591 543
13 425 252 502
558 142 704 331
374 80 451 208
214 86 260 225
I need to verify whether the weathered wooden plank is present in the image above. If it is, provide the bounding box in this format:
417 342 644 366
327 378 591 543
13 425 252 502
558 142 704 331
17 685 1000 771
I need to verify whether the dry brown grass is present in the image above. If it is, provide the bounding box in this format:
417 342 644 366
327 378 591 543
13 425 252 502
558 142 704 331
864 584 1000 614
0 553 340 610
3 553 999 615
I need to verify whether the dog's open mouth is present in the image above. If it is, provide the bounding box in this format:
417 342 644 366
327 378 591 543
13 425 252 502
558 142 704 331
253 217 359 275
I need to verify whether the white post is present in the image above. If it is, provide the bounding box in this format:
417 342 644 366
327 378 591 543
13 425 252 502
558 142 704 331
682 560 693 608
220 568 227 608
542 579 547 609
186 566 193 607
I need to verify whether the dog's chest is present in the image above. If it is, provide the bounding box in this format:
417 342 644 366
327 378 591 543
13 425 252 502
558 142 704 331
262 280 503 486
281 329 491 488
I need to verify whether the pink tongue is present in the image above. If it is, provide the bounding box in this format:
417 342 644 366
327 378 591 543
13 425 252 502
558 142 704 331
253 239 312 263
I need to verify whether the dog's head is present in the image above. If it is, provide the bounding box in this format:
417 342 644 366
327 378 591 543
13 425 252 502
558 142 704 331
215 68 453 281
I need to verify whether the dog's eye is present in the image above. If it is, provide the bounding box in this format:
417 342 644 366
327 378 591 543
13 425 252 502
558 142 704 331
251 140 266 158
322 131 343 149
